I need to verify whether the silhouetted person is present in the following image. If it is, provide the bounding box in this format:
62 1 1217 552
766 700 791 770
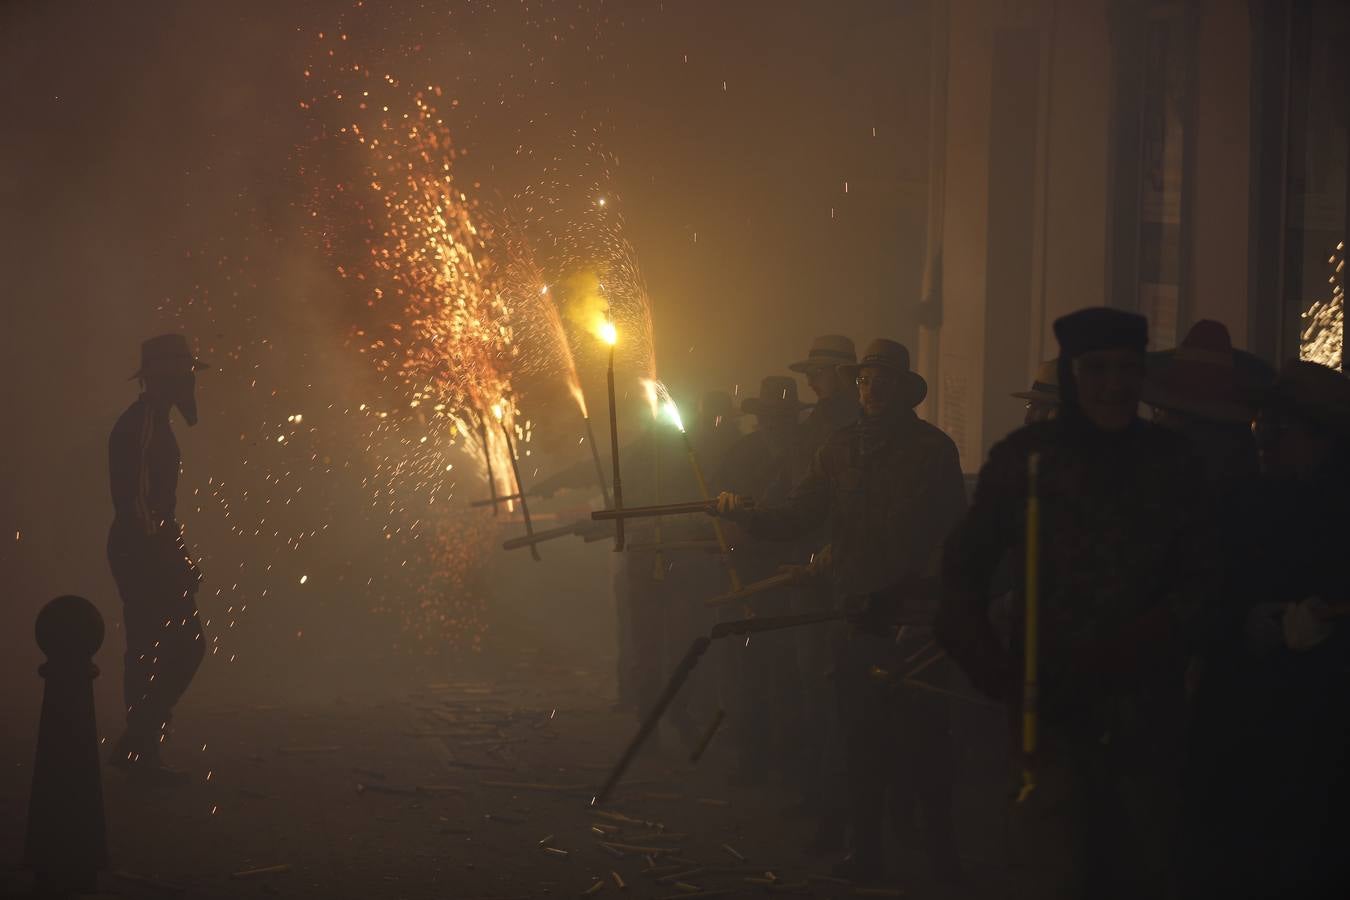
24 595 108 894
785 334 859 850
1185 360 1350 900
715 375 812 784
938 308 1219 899
715 339 967 886
791 334 861 445
1142 320 1259 485
107 334 208 785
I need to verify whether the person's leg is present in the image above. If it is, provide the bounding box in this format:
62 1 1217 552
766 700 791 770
835 665 887 879
892 690 962 881
147 593 206 727
117 594 163 758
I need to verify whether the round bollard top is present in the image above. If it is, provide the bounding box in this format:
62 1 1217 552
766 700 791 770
35 595 104 659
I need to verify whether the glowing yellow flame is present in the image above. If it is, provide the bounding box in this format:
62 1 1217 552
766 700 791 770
599 320 618 346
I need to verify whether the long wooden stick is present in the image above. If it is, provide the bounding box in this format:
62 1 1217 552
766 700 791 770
703 570 799 607
500 421 540 561
591 500 715 521
652 430 666 582
607 343 625 551
582 415 613 508
592 637 712 805
593 604 933 804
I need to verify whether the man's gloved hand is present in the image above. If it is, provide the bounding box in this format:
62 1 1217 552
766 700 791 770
710 492 753 522
1283 596 1333 652
776 545 832 586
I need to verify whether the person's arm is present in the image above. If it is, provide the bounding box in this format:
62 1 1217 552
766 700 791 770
936 437 1021 699
740 444 832 542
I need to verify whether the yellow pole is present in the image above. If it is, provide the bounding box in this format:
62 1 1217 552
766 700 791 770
652 428 666 582
1018 451 1040 804
679 432 742 594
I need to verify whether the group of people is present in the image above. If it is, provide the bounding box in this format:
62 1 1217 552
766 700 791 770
612 311 1350 898
103 316 1350 897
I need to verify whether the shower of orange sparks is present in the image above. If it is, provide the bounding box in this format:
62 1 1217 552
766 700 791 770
297 31 534 650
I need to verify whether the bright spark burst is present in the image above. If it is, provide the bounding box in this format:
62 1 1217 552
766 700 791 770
1302 240 1345 371
662 399 685 433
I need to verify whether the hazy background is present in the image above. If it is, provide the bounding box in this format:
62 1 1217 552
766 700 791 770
0 1 934 717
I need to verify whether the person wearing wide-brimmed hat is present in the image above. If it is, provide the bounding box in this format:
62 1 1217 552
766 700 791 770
784 338 861 851
790 335 861 443
1012 359 1060 425
713 377 812 785
107 334 210 785
713 339 967 884
1143 320 1260 485
1178 359 1350 899
938 308 1221 898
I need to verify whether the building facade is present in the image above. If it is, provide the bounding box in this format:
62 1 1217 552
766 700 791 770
915 0 1349 465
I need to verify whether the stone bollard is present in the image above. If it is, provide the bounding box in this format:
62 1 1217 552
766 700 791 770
23 595 109 896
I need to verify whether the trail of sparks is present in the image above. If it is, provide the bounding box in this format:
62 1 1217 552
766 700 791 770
500 221 589 418
297 30 536 650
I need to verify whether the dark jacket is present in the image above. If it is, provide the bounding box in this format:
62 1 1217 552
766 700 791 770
938 418 1219 734
109 397 180 537
744 408 966 599
108 396 196 590
801 393 859 452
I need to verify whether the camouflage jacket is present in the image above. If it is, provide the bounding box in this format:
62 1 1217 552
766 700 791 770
938 418 1219 729
743 409 966 599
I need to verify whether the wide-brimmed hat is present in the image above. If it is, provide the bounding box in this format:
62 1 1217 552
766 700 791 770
1011 359 1060 405
1266 360 1350 441
741 375 810 417
699 390 742 423
838 339 928 408
130 334 210 380
1141 320 1252 424
789 334 857 373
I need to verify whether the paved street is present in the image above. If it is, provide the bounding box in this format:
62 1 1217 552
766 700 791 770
1 609 1008 900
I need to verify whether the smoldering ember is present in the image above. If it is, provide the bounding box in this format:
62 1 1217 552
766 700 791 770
2 2 1349 899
